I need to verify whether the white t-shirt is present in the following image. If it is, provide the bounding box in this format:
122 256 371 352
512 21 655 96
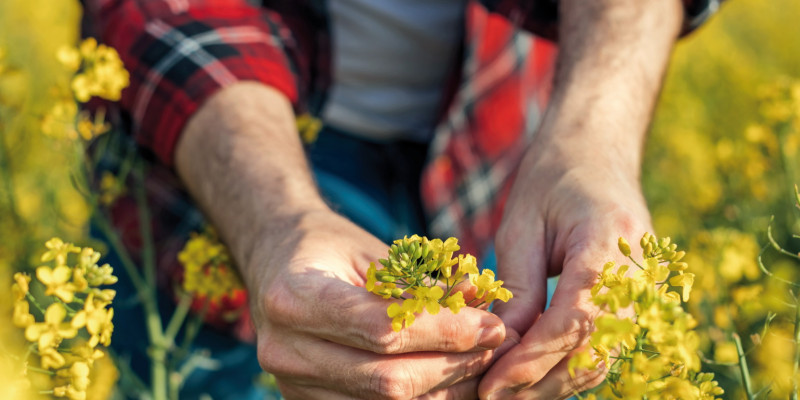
322 0 467 142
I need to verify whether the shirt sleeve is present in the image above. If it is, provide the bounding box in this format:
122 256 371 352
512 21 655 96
483 0 726 41
84 0 301 165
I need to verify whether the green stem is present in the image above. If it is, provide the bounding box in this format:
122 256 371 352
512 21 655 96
178 299 210 360
733 333 755 400
134 162 157 290
93 204 165 400
27 366 55 375
131 164 167 400
164 292 194 348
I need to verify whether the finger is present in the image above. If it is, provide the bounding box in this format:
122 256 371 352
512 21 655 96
260 331 497 399
480 242 604 399
505 355 606 400
492 216 549 335
417 378 480 400
266 274 506 354
276 381 354 400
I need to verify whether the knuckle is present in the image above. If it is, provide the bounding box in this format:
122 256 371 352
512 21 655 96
256 336 281 374
365 321 406 354
551 309 594 352
436 319 465 351
369 363 415 400
261 280 296 324
563 366 606 398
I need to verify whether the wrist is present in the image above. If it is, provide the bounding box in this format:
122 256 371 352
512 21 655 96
175 81 328 276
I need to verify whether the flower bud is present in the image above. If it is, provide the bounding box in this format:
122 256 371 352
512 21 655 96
668 262 688 272
617 237 631 257
391 288 405 298
640 233 650 249
658 237 671 249
672 250 685 262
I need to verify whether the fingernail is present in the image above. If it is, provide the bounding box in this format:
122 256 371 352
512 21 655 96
476 325 504 349
486 388 514 400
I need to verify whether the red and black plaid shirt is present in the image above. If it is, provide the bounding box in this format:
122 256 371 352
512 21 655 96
85 0 722 332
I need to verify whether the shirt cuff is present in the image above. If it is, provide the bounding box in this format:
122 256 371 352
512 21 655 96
97 2 300 165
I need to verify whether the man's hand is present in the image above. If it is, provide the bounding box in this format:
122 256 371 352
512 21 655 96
176 82 509 399
478 0 683 398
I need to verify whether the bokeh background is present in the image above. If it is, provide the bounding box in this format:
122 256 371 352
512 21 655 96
2 0 800 397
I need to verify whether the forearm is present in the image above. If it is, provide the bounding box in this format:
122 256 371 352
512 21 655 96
530 0 683 176
175 82 327 275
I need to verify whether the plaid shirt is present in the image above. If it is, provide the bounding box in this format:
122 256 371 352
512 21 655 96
86 0 722 331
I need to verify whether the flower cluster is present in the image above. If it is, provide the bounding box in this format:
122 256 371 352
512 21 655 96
42 37 129 141
366 235 512 331
569 233 723 399
12 238 117 400
178 229 244 301
57 38 129 102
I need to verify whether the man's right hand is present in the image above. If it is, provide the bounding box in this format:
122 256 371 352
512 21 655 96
175 82 507 399
247 208 507 399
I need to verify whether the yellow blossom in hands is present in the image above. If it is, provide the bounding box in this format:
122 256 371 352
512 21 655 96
635 257 669 284
410 286 443 315
25 303 78 351
568 350 599 378
445 291 466 314
366 263 378 292
37 265 77 302
387 299 418 332
450 254 479 283
591 315 639 351
470 269 503 299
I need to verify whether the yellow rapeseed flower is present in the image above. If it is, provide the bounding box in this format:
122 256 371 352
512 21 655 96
387 299 418 332
444 291 465 314
410 286 443 315
41 237 81 266
36 264 77 303
24 303 78 351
